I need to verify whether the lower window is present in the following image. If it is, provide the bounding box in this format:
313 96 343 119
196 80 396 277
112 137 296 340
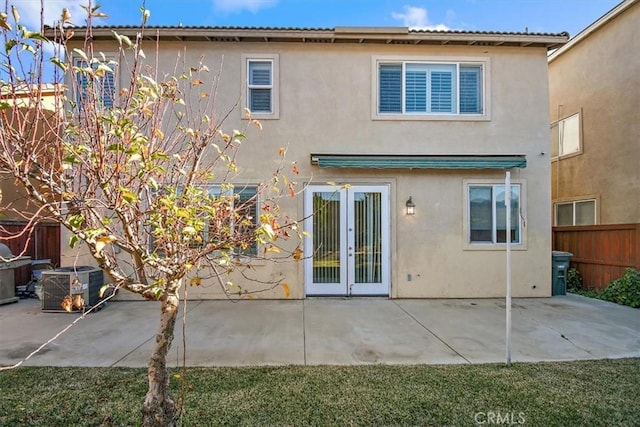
202 185 259 256
555 199 595 226
468 184 521 245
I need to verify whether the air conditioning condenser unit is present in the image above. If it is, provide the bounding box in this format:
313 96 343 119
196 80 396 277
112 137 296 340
40 266 104 312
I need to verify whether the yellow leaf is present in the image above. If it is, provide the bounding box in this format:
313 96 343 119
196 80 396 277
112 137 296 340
281 283 290 298
61 8 72 24
11 5 19 23
278 147 286 156
0 13 11 32
173 373 181 379
293 247 303 261
182 226 196 235
98 284 111 298
265 245 280 253
244 294 255 300
95 240 106 254
98 235 117 243
189 277 202 286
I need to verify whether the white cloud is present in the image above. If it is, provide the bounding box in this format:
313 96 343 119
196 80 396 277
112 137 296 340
391 6 450 31
213 0 278 14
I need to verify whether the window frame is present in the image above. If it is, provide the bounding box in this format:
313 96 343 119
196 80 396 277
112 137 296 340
372 55 490 121
203 185 260 257
554 198 597 226
72 56 117 110
241 54 280 120
551 111 582 160
463 179 527 250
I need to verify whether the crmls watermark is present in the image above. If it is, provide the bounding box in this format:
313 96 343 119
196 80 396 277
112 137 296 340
474 411 526 425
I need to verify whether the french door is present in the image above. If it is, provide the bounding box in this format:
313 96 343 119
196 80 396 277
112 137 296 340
304 185 389 296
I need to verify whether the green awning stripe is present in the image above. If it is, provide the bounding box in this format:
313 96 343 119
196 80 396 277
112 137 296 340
312 155 526 169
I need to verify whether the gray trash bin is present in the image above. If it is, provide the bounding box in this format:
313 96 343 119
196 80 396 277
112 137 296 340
552 251 573 296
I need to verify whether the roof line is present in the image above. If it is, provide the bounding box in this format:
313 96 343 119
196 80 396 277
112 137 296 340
44 25 568 50
549 0 638 62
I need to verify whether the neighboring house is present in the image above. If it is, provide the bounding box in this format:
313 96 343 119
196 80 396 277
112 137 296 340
56 26 567 299
0 85 62 282
548 0 639 226
548 0 639 289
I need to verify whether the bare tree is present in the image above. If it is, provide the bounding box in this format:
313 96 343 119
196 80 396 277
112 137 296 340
0 3 303 425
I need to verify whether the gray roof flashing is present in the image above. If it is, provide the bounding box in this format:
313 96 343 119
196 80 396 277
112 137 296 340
45 25 568 50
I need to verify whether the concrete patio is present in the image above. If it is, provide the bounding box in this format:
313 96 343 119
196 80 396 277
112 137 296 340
1 294 638 368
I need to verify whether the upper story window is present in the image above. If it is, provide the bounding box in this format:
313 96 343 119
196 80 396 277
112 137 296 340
555 199 596 226
73 57 116 109
242 54 279 119
248 61 272 112
551 112 581 159
375 57 486 119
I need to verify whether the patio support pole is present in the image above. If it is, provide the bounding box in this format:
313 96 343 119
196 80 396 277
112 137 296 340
505 171 512 366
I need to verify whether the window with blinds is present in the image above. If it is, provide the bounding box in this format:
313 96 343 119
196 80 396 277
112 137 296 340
468 184 521 245
247 60 273 113
73 58 115 109
378 61 484 116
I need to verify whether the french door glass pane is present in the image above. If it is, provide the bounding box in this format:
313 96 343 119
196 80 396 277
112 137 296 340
312 192 341 283
353 192 382 284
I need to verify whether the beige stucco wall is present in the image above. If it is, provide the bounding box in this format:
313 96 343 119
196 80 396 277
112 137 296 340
64 37 553 299
1 91 61 223
549 1 640 224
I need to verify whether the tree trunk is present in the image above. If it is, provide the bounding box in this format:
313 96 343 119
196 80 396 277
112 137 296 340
142 286 180 427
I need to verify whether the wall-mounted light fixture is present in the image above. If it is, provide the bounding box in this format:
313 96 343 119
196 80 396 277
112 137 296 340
405 196 415 215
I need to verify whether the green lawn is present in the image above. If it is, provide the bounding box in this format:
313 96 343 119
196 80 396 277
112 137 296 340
1 359 639 426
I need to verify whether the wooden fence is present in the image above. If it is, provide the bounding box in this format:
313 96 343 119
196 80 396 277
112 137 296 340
552 223 640 291
0 222 61 286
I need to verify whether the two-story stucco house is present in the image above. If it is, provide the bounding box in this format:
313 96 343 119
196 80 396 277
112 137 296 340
57 26 567 299
549 0 639 226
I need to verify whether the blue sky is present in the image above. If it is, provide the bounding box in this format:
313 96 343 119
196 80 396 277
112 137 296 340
15 0 622 39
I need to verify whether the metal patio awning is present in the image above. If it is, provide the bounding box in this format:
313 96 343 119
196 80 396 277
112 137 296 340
310 154 527 169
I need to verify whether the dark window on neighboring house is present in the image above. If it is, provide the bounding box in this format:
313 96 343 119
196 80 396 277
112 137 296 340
555 199 595 226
